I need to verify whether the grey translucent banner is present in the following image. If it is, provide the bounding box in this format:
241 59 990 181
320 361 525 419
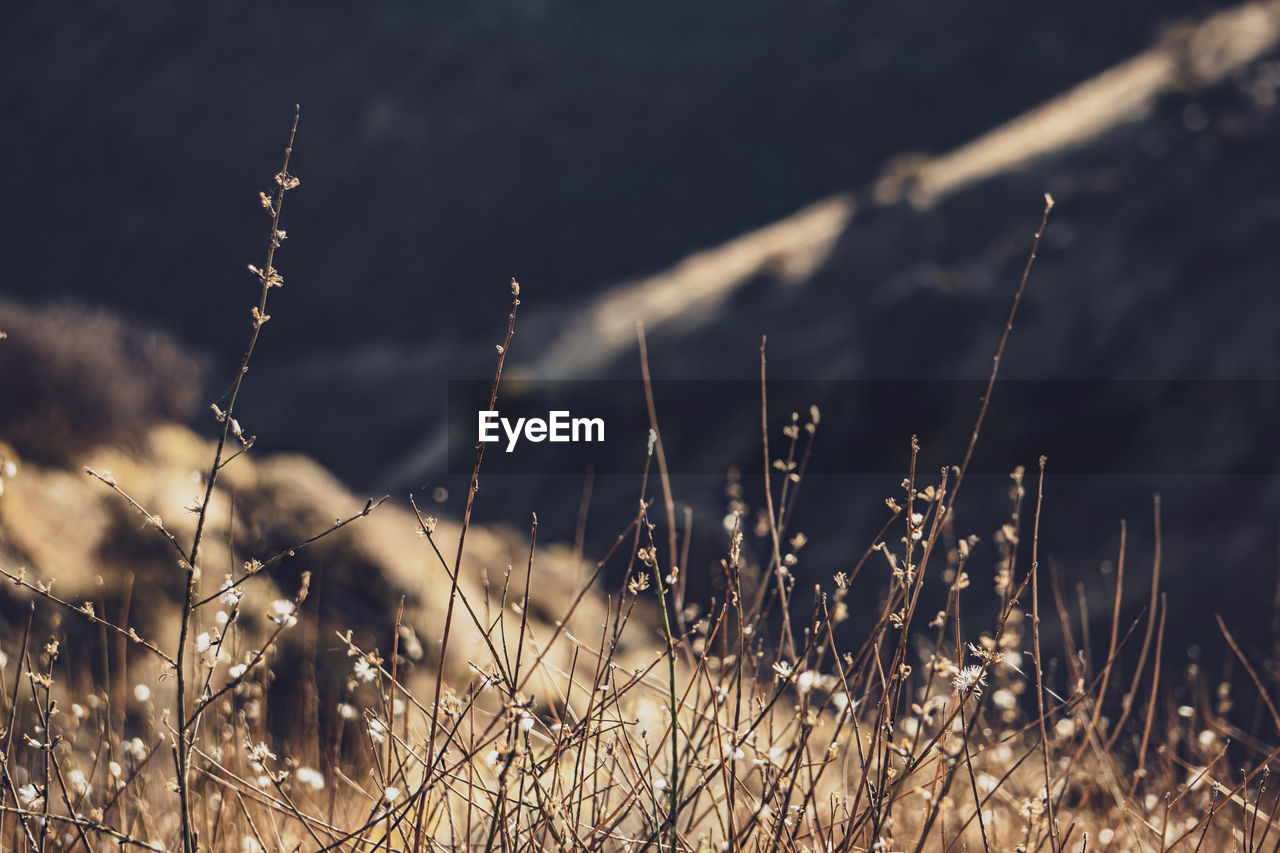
447 379 1280 475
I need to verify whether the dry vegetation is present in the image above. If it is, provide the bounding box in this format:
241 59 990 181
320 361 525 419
0 113 1277 853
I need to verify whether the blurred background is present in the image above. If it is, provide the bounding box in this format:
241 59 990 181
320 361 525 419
4 1 1280 658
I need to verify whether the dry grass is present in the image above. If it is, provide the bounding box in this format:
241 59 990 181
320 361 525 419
0 114 1276 853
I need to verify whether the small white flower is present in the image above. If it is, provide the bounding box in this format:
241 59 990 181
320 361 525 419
337 702 358 720
133 684 151 703
353 657 378 683
952 665 987 697
772 660 794 680
247 741 276 771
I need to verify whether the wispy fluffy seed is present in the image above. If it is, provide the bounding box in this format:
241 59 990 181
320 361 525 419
133 684 151 702
17 783 44 809
220 577 244 607
796 671 817 695
123 738 147 762
269 599 297 626
295 767 325 791
952 665 987 697
337 703 358 720
368 717 388 745
398 626 424 661
67 768 91 797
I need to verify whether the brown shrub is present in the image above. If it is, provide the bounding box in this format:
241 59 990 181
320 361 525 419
0 298 205 464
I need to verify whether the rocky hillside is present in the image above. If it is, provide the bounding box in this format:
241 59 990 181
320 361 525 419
0 418 650 740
